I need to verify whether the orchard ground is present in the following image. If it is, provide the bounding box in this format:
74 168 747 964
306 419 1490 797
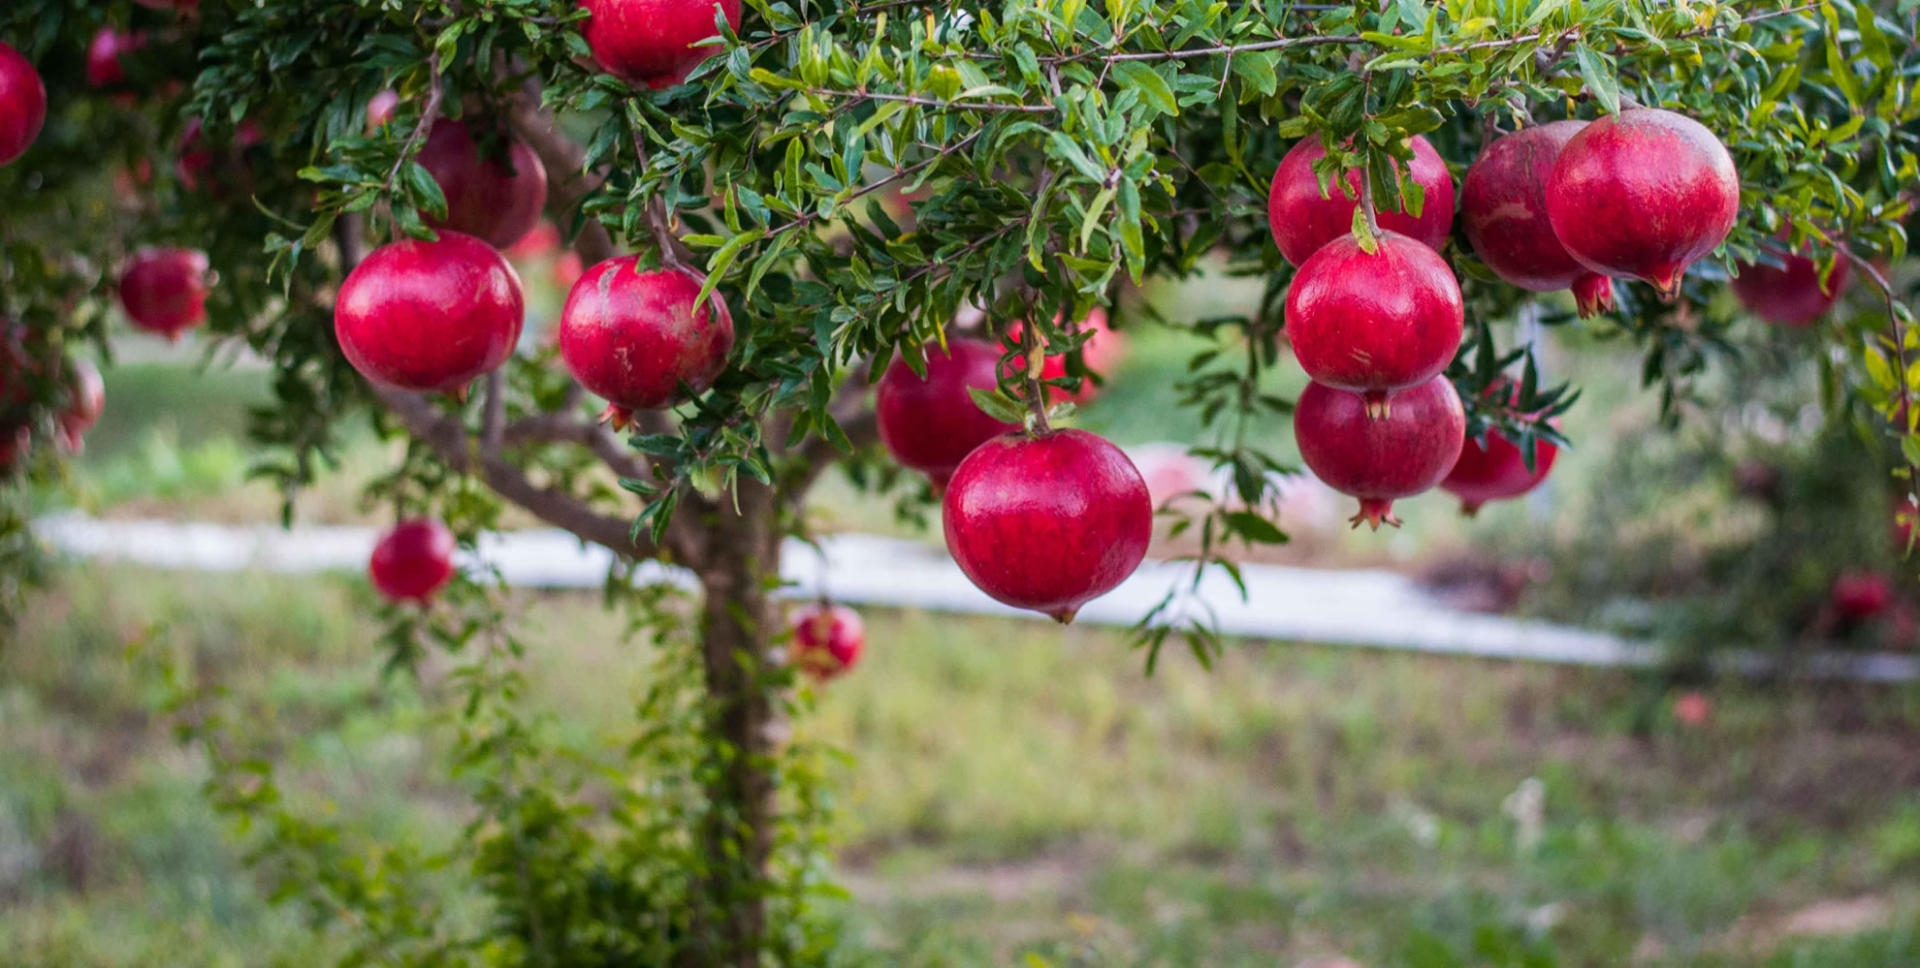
6 270 1919 965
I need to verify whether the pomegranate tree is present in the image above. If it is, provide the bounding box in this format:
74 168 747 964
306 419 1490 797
0 41 43 166
1461 121 1615 317
334 232 525 394
1294 376 1466 529
556 258 733 426
1546 108 1740 300
580 0 743 89
1267 134 1455 266
119 247 212 340
1284 230 1463 413
789 602 865 680
416 119 549 251
943 429 1152 622
368 519 458 603
875 338 1019 491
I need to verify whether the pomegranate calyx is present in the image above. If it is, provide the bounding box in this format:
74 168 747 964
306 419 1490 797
1572 274 1615 318
1362 390 1391 421
1349 498 1403 531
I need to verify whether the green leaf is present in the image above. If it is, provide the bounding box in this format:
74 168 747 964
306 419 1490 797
401 162 447 221
1111 61 1178 117
967 386 1029 424
1574 44 1620 115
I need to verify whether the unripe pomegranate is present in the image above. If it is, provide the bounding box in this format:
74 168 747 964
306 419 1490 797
789 602 865 680
416 120 549 251
119 248 212 340
86 28 145 89
557 258 732 426
1440 427 1558 515
875 338 1019 491
1285 231 1463 412
1461 121 1615 317
942 429 1152 623
1546 109 1740 300
335 232 525 394
369 519 458 603
55 358 105 454
1004 308 1127 405
1731 245 1850 327
580 0 744 89
1267 135 1455 266
1294 375 1466 529
0 42 46 167
1831 572 1894 622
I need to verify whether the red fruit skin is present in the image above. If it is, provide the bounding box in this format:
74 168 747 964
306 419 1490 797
580 0 744 89
1440 428 1558 515
366 90 400 131
86 29 144 88
1461 121 1615 317
1546 109 1740 299
369 519 458 603
1672 691 1712 728
943 429 1153 622
120 248 212 340
1831 572 1894 622
1732 247 1850 327
55 358 105 454
1294 376 1466 529
1285 231 1464 400
417 120 549 251
1004 308 1127 405
875 338 1019 490
790 602 865 680
1267 135 1455 266
0 42 46 166
558 258 733 419
335 232 526 394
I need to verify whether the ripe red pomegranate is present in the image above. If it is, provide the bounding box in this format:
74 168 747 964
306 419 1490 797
366 90 400 131
1004 308 1127 405
1294 375 1466 529
1831 572 1894 622
875 338 1019 491
942 429 1152 623
369 519 458 603
1267 134 1455 266
1672 691 1712 728
789 602 865 680
1440 426 1558 515
55 358 105 454
557 258 732 426
416 120 549 251
1461 121 1615 317
336 232 525 394
119 248 212 340
580 0 744 89
1285 230 1463 411
1546 109 1740 300
86 28 145 88
1731 244 1850 327
0 42 46 167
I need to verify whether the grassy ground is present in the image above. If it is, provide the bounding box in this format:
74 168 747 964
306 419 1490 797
2 563 1917 966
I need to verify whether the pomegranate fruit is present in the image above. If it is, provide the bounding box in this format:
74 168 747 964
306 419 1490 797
1731 244 1850 327
86 28 144 89
1440 426 1558 515
942 428 1152 623
1672 691 1712 728
369 519 458 603
1831 572 1894 622
1293 375 1466 529
1284 230 1463 411
1460 121 1615 317
416 119 549 251
119 247 212 340
1267 134 1455 266
1546 108 1740 300
1004 308 1127 406
366 89 400 131
55 358 104 454
557 258 732 426
0 42 46 167
335 232 525 394
580 0 744 89
789 602 865 680
875 337 1019 491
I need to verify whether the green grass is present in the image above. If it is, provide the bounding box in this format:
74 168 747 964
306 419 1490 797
3 564 1918 966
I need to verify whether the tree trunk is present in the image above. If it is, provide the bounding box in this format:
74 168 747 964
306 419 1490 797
688 480 782 967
